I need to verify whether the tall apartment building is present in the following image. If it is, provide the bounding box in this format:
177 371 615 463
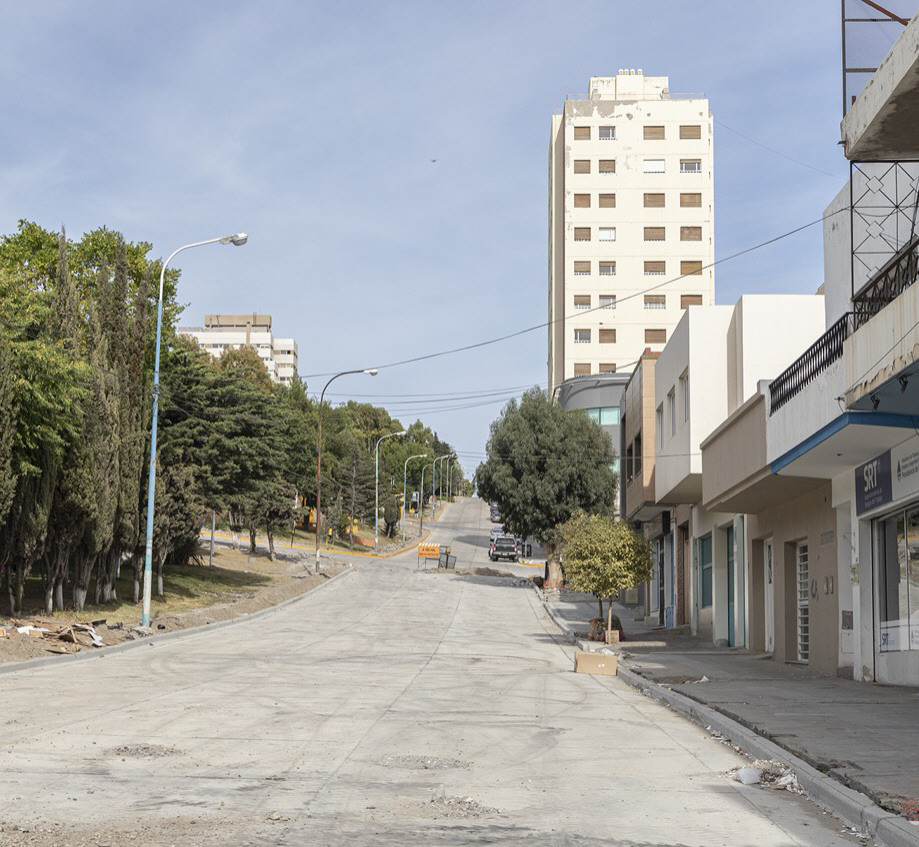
179 314 299 385
548 71 715 395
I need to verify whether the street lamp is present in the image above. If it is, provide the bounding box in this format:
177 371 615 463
142 232 248 628
418 461 434 536
314 368 378 572
374 429 406 551
402 453 428 543
432 453 454 517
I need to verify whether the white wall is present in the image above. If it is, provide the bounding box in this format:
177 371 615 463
655 306 732 502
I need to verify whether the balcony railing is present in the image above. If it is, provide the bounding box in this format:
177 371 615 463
769 313 853 414
852 237 919 329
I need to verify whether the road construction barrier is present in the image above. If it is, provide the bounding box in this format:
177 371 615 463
418 544 440 562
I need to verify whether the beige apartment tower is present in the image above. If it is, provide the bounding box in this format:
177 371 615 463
549 71 715 393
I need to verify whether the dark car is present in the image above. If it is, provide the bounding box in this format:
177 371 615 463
489 535 518 562
489 505 502 523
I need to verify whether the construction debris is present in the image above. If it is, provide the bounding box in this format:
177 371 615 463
1 619 105 653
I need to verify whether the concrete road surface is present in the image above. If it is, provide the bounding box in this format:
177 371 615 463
0 499 871 846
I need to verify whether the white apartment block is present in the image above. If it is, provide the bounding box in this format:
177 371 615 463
549 71 715 394
179 314 299 385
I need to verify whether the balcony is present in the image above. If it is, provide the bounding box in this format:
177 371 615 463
851 236 919 328
768 314 853 413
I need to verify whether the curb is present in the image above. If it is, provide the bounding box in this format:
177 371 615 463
614 664 918 847
0 566 355 677
539 592 918 847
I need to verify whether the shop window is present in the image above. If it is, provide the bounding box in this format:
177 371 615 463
877 509 919 652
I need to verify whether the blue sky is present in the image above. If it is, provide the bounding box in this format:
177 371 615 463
1 1 891 477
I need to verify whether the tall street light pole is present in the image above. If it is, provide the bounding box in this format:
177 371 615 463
374 430 406 551
418 461 433 536
402 453 428 544
432 453 453 519
314 368 378 572
142 233 248 628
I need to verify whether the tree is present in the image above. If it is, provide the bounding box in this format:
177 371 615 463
475 388 618 586
382 495 400 538
559 511 652 637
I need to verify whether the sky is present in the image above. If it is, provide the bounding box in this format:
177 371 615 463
0 1 903 479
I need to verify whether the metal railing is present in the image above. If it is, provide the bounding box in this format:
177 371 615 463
852 236 919 329
769 313 854 414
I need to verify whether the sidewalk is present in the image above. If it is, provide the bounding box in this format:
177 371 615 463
543 589 919 847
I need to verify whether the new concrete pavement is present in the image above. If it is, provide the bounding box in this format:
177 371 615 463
0 499 873 846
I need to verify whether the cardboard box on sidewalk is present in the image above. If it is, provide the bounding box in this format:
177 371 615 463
574 650 617 676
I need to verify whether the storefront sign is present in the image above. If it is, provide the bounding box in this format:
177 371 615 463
891 437 919 503
856 450 892 515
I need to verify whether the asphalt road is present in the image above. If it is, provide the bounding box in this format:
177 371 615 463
0 498 871 846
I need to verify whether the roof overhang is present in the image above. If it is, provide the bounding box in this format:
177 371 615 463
772 411 919 478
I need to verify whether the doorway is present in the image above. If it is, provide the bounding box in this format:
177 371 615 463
764 539 775 653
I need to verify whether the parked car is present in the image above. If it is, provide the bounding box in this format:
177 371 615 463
489 504 501 523
490 526 505 541
489 535 518 562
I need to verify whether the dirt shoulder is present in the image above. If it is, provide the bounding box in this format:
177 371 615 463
0 543 346 667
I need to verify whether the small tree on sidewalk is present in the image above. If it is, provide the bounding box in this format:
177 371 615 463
559 511 652 639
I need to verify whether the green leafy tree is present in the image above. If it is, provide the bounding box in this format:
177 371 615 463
559 511 652 636
382 494 400 538
476 388 618 586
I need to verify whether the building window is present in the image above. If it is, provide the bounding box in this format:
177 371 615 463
574 362 591 376
599 362 616 372
680 159 702 174
644 159 665 173
644 226 665 241
626 443 634 482
574 329 591 344
574 227 591 241
634 432 642 476
574 261 591 276
644 294 666 309
644 125 665 140
599 159 616 174
599 329 616 343
574 159 591 174
679 370 689 422
681 226 702 241
644 193 665 208
656 405 664 449
681 260 703 276
599 262 616 277
586 407 618 426
679 124 702 139
599 294 617 309
680 192 702 208
598 193 616 208
644 260 665 275
877 509 919 652
574 294 591 309
681 294 703 309
599 125 616 140
645 328 667 344
699 534 713 608
574 125 591 140
598 227 616 242
574 193 591 208
668 388 676 436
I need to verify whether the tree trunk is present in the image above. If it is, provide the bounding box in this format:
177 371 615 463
266 527 275 561
73 584 87 611
248 523 257 554
54 578 63 613
545 543 563 590
597 596 604 620
132 550 143 604
156 552 164 597
44 582 54 616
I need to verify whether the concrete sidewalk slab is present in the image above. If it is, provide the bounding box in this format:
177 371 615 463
541 588 919 847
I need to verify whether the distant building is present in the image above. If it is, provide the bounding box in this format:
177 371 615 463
548 71 715 395
179 314 299 385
